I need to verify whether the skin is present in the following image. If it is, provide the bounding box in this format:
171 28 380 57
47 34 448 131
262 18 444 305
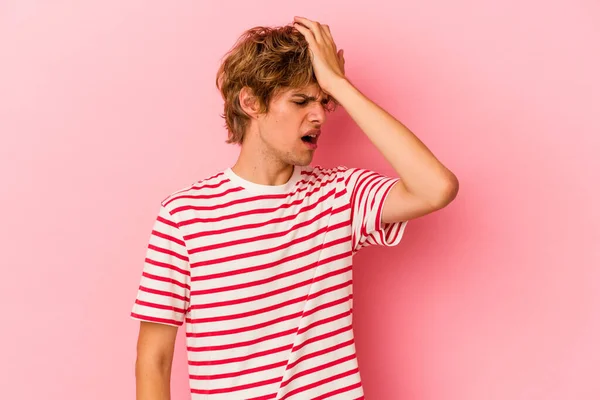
231 83 331 186
135 322 177 400
135 16 460 400
292 16 459 221
233 16 459 223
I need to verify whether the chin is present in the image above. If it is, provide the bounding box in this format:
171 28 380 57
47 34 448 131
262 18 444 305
280 148 314 167
292 155 313 167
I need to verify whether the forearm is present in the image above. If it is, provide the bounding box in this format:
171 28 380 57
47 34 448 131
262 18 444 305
135 359 171 400
329 77 458 206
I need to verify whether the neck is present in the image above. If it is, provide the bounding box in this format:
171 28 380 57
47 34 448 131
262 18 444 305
231 136 294 186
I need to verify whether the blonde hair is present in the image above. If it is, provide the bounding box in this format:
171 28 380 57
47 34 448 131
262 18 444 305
215 24 337 144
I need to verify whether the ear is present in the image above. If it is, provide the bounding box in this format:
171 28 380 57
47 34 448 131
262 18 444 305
239 86 261 119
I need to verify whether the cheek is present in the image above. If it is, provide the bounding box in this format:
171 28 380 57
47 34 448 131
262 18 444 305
269 118 298 140
261 107 304 145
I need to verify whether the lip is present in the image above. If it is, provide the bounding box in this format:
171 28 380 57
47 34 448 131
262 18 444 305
302 129 321 138
301 129 321 151
303 140 318 150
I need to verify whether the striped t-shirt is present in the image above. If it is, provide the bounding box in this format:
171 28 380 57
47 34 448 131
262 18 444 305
130 164 408 399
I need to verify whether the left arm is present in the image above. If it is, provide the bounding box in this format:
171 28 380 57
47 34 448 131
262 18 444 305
328 77 459 223
293 17 459 224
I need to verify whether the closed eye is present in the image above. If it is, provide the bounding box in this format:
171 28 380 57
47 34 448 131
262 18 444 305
293 99 331 107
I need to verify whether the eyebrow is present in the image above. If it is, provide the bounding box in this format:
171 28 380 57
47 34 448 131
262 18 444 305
291 93 329 102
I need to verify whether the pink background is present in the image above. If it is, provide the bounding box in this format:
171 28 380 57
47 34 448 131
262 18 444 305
1 1 599 399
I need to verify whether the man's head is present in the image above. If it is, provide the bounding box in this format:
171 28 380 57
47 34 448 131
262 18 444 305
216 25 338 166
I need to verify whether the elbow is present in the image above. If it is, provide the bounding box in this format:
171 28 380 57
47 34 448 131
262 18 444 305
431 173 459 209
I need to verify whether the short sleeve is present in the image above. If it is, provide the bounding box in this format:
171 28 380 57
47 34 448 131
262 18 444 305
342 167 409 253
130 203 191 327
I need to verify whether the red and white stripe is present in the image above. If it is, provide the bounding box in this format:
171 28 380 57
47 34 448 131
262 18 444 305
131 165 408 399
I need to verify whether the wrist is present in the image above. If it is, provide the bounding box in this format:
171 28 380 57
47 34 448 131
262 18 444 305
325 76 352 99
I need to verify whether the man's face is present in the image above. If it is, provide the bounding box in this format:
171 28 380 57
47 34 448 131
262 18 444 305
256 83 330 167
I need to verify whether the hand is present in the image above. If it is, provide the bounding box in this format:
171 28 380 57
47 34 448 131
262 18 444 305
293 16 346 95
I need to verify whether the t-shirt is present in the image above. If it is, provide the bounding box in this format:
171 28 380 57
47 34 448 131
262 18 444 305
130 164 408 399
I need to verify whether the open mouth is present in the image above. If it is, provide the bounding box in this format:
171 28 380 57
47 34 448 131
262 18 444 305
301 134 318 145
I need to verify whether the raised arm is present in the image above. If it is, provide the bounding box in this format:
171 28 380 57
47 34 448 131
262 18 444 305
293 16 459 223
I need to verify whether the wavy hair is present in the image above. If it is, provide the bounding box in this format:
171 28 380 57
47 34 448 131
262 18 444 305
215 24 338 144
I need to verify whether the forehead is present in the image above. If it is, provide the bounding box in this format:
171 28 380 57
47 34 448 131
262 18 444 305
282 84 325 98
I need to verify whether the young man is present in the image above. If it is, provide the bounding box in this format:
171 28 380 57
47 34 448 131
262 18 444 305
131 17 458 400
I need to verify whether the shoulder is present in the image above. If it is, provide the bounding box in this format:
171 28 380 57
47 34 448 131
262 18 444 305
299 164 349 184
159 169 230 211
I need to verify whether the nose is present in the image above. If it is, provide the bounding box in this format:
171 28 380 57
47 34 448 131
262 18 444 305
308 101 327 125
